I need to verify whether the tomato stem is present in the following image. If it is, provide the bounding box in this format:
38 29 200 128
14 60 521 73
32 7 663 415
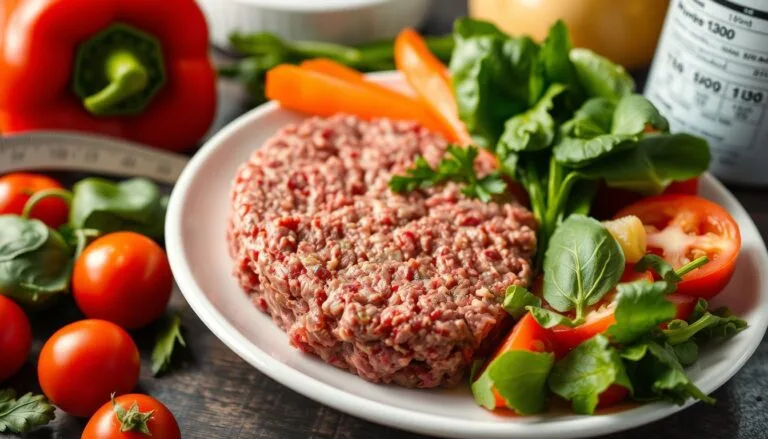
675 256 709 277
21 189 72 220
112 394 155 435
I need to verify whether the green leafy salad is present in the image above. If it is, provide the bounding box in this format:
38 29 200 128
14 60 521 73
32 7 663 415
388 19 747 415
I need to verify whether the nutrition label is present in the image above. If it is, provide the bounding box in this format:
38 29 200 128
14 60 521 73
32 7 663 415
644 0 768 185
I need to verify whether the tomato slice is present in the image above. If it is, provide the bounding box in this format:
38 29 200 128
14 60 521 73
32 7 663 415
591 178 699 219
616 195 741 299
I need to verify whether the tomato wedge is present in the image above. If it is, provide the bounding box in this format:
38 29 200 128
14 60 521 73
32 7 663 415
591 178 699 220
616 195 741 299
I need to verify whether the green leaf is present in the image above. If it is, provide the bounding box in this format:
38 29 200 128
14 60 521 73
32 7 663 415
388 156 440 193
621 340 714 405
548 335 632 414
560 97 616 138
542 215 625 320
663 307 747 345
553 134 636 167
539 20 583 102
612 94 669 135
503 285 541 319
527 306 576 328
564 180 598 217
578 133 711 195
689 299 709 322
0 390 55 434
451 19 544 147
152 314 187 376
70 178 167 240
634 254 681 284
674 341 699 367
569 48 635 101
0 216 72 308
498 84 566 153
605 280 677 344
471 350 555 414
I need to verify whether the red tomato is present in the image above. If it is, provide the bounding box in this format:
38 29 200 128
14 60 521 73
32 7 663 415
0 296 32 381
83 394 181 439
548 267 653 354
73 232 173 329
596 384 629 409
0 173 69 228
591 178 699 219
616 195 741 298
38 320 140 417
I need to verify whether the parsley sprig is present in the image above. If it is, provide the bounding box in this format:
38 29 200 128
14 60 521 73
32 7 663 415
389 146 507 202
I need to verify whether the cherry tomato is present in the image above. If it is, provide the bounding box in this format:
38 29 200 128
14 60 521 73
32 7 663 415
596 384 628 409
38 320 140 417
616 195 741 299
83 394 181 439
591 178 700 220
0 296 32 381
73 232 173 329
0 173 69 228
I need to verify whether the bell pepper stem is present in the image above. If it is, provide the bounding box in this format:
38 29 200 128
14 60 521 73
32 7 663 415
83 51 149 115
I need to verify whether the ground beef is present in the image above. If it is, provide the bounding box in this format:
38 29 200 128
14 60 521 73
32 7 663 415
228 115 536 388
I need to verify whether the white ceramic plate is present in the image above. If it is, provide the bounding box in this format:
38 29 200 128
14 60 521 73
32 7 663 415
165 72 768 439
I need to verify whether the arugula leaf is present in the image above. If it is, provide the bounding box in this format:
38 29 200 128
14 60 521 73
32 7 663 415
389 146 507 202
451 18 544 147
471 350 555 414
663 307 747 345
503 285 541 319
620 340 714 405
498 84 566 153
548 335 632 414
152 313 187 376
527 306 576 328
542 215 625 321
578 133 711 195
605 280 676 344
0 390 55 434
70 178 167 240
569 48 635 101
612 94 669 135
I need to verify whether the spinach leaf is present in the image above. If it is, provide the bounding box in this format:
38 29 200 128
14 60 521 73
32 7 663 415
634 254 681 283
563 180 598 217
70 178 167 240
542 215 625 321
569 48 634 101
498 84 566 153
612 94 669 135
451 18 544 147
578 133 711 195
548 335 632 414
527 306 576 328
553 134 636 167
620 340 714 405
539 20 583 107
605 280 677 344
502 285 541 319
673 341 699 367
560 97 616 139
472 350 554 414
0 216 72 307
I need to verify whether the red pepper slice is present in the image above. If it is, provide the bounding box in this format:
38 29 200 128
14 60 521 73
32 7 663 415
0 0 216 151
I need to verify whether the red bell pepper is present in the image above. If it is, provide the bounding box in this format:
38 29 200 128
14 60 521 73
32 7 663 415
0 0 217 152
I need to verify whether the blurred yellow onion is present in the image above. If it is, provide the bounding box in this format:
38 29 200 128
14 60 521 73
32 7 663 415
468 0 669 70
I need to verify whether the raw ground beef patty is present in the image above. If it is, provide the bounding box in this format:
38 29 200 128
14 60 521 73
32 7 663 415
228 114 537 388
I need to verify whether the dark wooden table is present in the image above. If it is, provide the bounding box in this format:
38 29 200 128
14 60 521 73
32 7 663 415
3 1 768 438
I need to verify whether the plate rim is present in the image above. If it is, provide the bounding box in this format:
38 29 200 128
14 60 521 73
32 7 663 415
165 71 768 439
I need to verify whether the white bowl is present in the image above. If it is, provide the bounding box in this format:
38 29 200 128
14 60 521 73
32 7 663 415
166 72 768 438
197 0 432 48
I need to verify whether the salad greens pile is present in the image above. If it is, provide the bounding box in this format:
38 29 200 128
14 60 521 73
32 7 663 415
390 19 710 259
474 216 747 415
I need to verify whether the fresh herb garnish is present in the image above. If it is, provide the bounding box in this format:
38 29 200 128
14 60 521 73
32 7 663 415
471 350 554 414
0 390 55 434
389 146 507 202
151 313 187 376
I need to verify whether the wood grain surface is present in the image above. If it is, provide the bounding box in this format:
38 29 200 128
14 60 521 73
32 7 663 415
2 1 767 438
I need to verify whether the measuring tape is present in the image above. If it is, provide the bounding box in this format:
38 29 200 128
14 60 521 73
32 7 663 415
0 131 190 184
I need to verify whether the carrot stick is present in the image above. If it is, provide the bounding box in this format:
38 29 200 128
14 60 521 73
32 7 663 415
394 28 472 146
299 59 365 83
265 64 446 135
